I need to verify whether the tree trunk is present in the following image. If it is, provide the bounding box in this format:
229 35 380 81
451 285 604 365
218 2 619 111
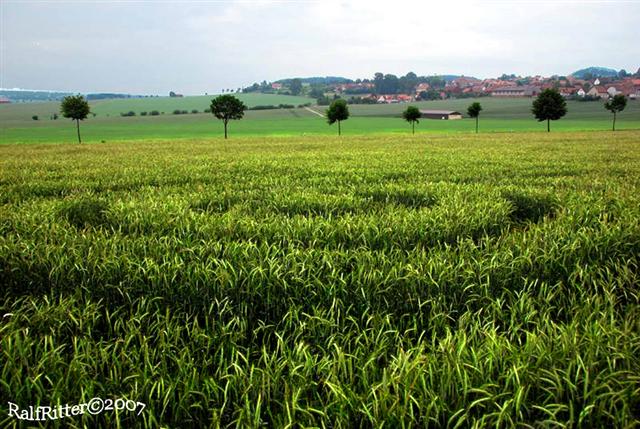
412 122 415 135
547 119 550 132
613 112 616 131
475 117 478 134
224 120 228 139
76 119 82 143
338 120 341 136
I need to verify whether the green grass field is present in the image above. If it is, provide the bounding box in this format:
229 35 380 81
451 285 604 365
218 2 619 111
89 93 315 117
1 132 639 427
1 96 638 144
0 93 315 122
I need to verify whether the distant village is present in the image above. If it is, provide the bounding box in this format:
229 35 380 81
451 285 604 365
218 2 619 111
242 69 640 105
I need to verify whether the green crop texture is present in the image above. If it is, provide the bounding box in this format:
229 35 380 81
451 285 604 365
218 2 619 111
1 131 639 428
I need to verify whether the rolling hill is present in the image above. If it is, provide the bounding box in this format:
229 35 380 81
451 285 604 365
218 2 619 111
571 66 619 78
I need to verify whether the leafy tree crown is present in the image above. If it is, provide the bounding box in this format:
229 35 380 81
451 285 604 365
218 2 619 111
60 95 90 121
326 99 349 124
402 106 421 123
210 95 247 121
604 94 627 113
531 89 567 122
467 102 482 118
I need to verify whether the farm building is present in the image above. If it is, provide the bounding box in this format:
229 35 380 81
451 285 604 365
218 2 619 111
491 85 540 97
420 110 463 120
415 83 430 94
0 96 11 104
606 86 622 97
559 87 578 97
587 86 609 100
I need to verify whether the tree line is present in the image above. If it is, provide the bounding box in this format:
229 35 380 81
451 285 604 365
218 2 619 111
59 89 629 143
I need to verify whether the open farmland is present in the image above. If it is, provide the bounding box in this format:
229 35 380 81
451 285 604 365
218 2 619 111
1 131 639 427
1 96 639 144
89 93 316 117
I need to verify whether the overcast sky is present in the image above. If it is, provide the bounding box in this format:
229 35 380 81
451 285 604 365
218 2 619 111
1 0 639 94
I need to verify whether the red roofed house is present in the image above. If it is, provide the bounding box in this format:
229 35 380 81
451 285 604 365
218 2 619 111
587 86 609 99
559 87 577 97
450 77 480 88
377 95 398 103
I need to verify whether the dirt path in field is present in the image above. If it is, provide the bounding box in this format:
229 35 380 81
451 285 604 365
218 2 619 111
304 106 324 118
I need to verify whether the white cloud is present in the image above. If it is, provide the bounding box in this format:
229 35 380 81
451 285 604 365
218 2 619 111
1 0 638 93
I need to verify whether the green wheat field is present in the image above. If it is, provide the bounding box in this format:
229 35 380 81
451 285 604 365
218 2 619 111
1 131 640 427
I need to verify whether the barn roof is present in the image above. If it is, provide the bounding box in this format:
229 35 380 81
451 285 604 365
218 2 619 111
491 85 540 92
419 110 462 115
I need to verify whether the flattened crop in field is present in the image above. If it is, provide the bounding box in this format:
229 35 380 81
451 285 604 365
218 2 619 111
1 132 639 428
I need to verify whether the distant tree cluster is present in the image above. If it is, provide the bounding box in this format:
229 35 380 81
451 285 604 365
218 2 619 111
373 72 423 94
249 104 296 111
346 97 377 105
240 72 453 98
2 90 72 102
417 89 441 101
289 79 303 96
86 93 139 101
308 85 325 99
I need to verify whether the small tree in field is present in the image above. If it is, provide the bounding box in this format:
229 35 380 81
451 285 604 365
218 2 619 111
210 95 247 139
531 88 567 132
326 99 349 135
604 94 627 131
60 95 91 143
402 106 421 134
467 102 482 133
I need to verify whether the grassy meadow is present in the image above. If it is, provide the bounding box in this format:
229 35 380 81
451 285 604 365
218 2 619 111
1 95 639 144
1 131 640 427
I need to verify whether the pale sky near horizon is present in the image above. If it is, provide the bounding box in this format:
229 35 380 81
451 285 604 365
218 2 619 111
1 0 639 95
